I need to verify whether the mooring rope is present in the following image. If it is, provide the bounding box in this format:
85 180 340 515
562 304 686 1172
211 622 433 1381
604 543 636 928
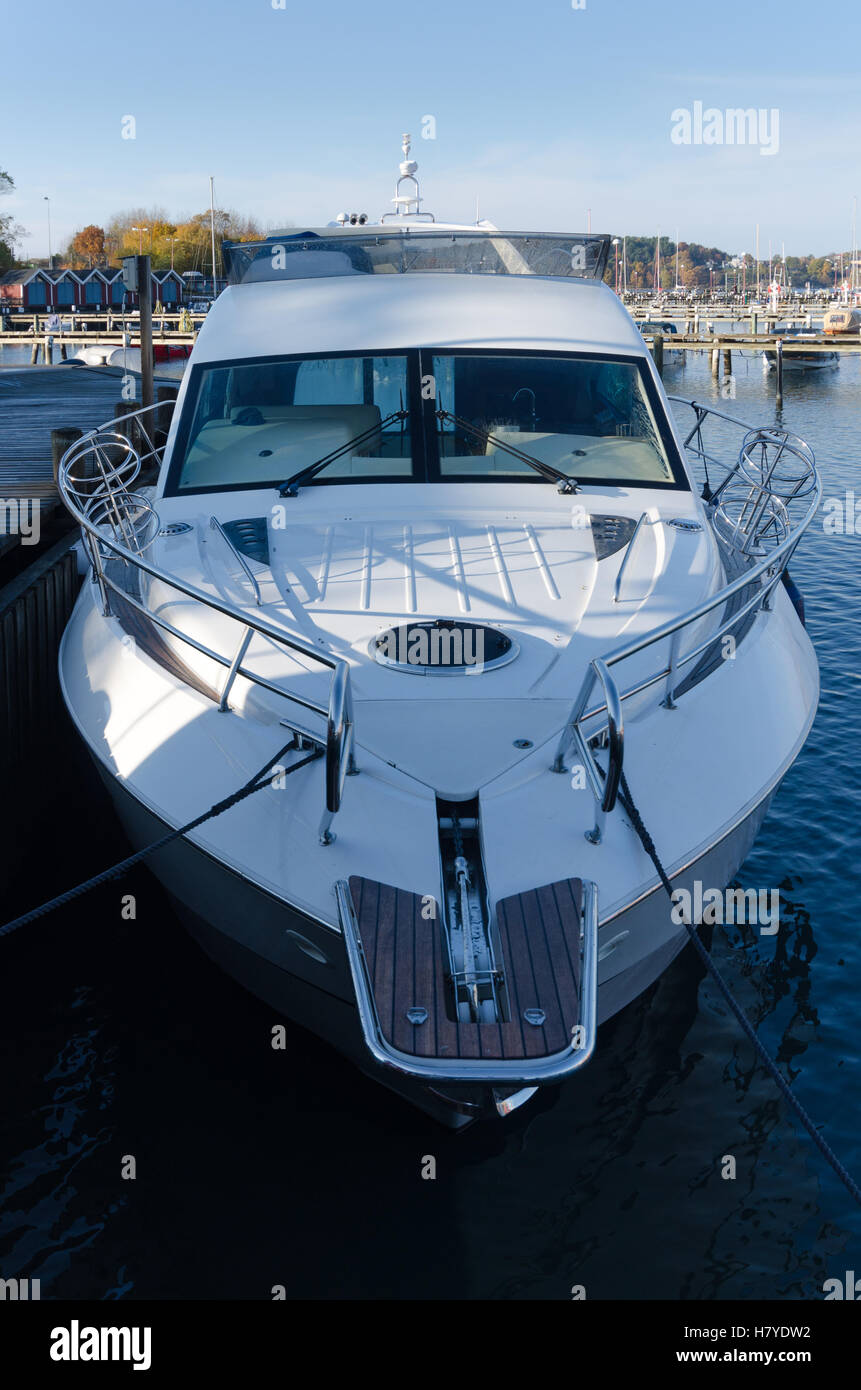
0 742 322 940
618 768 861 1208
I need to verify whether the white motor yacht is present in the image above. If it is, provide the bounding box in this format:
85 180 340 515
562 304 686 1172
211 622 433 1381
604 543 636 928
57 140 821 1125
762 331 840 372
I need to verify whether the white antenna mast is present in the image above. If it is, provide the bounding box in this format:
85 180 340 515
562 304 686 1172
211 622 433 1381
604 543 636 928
392 134 422 217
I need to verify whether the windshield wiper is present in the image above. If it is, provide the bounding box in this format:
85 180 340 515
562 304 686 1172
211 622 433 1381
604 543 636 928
434 409 579 492
278 410 409 497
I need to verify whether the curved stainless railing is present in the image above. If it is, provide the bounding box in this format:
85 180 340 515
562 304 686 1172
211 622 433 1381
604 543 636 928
553 400 822 842
59 397 821 855
58 401 354 846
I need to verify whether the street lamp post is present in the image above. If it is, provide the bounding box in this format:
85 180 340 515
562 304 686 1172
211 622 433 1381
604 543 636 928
169 237 179 271
132 226 149 255
611 238 620 294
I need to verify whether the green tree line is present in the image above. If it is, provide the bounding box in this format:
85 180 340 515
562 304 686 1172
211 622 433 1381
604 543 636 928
604 236 838 290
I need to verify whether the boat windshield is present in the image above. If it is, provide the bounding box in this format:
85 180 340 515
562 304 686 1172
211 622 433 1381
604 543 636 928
167 350 683 494
171 353 413 493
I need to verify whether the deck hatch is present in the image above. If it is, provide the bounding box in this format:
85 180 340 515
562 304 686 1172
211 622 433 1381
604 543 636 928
370 619 518 675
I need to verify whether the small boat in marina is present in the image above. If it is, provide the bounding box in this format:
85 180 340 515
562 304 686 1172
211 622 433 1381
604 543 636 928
55 139 822 1126
73 344 124 367
762 331 840 372
69 344 190 379
823 305 860 335
636 318 684 366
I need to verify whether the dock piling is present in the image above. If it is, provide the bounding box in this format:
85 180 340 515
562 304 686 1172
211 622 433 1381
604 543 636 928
51 427 83 488
136 253 155 410
653 332 664 377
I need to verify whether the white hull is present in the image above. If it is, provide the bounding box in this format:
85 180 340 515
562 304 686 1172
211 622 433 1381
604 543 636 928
762 350 840 372
90 751 771 1123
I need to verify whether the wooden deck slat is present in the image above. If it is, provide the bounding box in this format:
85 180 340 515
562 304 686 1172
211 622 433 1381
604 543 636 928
540 879 582 1000
497 889 553 1050
519 889 570 1054
372 882 397 1043
412 902 439 1058
392 888 418 1054
348 875 583 1062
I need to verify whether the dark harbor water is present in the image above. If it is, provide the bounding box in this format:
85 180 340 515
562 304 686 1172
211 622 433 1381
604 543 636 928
1 348 860 1301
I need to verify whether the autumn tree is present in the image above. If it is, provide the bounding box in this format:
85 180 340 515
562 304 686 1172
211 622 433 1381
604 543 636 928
103 207 173 264
68 224 106 268
172 209 268 275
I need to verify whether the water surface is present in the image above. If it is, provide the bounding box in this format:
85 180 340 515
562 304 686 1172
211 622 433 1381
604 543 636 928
1 349 859 1299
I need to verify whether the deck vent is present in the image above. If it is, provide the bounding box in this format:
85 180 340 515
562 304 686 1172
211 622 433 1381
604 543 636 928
158 522 192 537
221 517 270 565
590 514 638 560
371 619 518 675
667 518 703 533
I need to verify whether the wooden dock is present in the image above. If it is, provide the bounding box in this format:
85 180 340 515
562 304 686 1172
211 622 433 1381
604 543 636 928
643 332 861 354
642 329 859 400
0 364 177 513
0 311 204 333
0 312 200 364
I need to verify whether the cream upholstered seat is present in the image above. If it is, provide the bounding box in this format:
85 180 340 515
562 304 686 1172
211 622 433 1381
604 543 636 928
227 404 382 454
179 404 392 488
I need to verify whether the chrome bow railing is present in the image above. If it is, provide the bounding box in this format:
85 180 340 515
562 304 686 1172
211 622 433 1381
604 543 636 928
57 400 354 846
553 400 822 844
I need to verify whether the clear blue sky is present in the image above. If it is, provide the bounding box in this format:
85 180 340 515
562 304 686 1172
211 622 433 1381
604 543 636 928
4 0 859 260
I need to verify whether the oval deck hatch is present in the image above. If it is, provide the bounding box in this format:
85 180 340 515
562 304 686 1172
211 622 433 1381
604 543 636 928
371 620 518 675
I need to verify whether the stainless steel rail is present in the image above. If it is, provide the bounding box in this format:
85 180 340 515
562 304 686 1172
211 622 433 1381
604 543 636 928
58 401 355 845
613 509 652 603
554 400 821 843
